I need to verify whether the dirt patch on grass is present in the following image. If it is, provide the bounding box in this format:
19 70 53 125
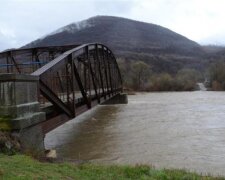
0 131 21 155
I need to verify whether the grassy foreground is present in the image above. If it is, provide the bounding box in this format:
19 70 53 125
0 154 224 180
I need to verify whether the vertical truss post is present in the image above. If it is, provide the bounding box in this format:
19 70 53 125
110 54 115 94
102 46 110 97
86 46 100 103
85 46 91 98
83 54 87 91
113 56 123 91
8 51 21 73
106 50 113 95
6 54 9 73
95 44 106 99
49 51 55 62
69 54 76 116
57 72 64 93
85 46 91 107
73 58 91 109
66 62 70 109
32 49 42 70
32 49 36 72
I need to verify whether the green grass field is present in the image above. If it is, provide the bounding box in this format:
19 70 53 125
0 154 224 180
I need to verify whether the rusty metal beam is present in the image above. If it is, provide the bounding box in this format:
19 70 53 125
8 52 21 73
73 58 91 109
39 80 73 117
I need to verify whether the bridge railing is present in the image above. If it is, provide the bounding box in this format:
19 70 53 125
0 45 79 74
31 43 123 118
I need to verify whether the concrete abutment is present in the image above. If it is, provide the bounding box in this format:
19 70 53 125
0 74 46 153
101 93 128 105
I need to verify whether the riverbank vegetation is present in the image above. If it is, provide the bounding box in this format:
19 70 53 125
0 154 224 179
207 62 225 91
146 69 202 91
118 59 203 91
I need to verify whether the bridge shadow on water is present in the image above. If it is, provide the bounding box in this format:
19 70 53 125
45 105 120 161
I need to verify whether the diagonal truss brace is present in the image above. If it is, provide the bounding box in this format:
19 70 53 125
39 80 73 117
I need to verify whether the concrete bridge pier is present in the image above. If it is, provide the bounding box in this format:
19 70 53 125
0 74 46 153
101 93 128 105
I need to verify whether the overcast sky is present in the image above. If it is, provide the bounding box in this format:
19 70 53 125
1 0 225 51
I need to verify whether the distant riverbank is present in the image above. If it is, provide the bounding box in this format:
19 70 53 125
124 82 207 94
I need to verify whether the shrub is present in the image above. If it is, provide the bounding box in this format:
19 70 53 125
147 69 201 91
208 62 225 90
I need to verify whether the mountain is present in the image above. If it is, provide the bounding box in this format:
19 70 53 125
24 16 205 73
202 45 225 64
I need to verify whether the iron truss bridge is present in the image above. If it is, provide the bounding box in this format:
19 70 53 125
0 43 123 133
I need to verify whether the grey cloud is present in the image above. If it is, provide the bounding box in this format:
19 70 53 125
93 0 135 14
1 0 225 51
0 0 138 50
0 32 15 51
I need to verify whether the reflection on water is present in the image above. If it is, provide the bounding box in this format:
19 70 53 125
45 92 225 176
45 105 120 161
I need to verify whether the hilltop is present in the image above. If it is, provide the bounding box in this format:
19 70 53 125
24 16 206 73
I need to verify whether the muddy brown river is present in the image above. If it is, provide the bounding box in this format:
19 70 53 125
45 92 225 176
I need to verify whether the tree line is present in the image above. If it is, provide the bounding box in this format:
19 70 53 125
118 58 203 91
206 61 225 91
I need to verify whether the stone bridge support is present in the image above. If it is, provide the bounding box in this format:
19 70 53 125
101 93 128 105
0 74 46 153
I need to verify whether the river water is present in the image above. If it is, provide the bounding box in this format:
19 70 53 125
45 92 225 176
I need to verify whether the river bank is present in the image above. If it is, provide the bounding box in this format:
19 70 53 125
0 154 224 179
